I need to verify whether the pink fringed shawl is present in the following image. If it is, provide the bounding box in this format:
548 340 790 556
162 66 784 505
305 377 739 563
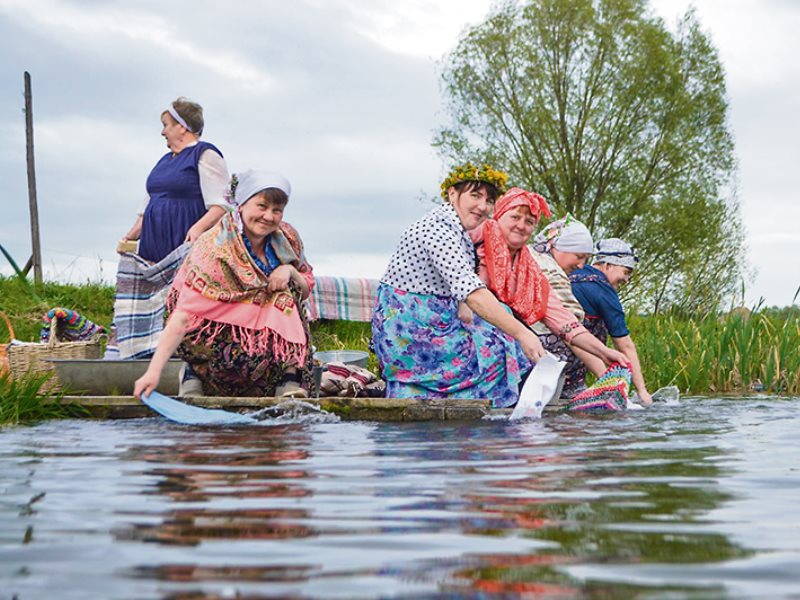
168 213 314 366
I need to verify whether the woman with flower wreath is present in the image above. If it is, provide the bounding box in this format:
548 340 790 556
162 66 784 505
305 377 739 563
372 163 547 407
465 188 627 379
134 169 315 400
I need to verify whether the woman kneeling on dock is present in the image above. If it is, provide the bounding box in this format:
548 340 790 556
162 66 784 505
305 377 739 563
372 163 546 407
467 188 627 376
134 170 315 400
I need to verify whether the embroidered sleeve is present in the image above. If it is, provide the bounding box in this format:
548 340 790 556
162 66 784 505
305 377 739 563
542 291 588 342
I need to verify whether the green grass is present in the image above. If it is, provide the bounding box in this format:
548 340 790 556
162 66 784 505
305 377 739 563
0 276 114 342
0 372 89 425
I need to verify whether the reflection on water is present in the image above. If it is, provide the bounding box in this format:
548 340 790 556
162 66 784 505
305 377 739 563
1 398 799 598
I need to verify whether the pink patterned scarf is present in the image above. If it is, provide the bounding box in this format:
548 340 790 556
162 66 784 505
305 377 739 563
168 212 313 366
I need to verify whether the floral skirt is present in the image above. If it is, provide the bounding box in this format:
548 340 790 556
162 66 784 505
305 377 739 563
176 320 313 398
371 284 528 407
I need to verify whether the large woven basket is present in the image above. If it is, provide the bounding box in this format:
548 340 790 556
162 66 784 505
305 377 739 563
4 314 104 391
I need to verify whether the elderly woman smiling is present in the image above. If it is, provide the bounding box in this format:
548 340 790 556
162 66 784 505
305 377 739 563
372 163 546 407
134 170 315 400
466 188 627 375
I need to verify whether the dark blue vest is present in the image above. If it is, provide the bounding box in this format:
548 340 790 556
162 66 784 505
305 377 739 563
138 141 223 263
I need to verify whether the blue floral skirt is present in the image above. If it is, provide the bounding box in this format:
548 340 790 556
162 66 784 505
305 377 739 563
371 284 529 407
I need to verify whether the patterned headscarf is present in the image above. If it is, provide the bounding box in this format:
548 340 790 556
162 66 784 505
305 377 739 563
532 214 594 254
594 238 639 270
494 187 552 223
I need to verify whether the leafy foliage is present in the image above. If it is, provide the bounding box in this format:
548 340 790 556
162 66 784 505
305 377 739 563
435 0 746 311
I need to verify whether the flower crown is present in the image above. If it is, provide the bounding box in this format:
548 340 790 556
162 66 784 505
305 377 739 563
440 162 509 199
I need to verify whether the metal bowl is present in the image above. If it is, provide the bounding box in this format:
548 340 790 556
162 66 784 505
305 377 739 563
45 359 184 395
313 350 369 368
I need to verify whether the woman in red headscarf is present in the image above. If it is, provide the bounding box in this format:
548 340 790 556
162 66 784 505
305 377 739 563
467 188 626 369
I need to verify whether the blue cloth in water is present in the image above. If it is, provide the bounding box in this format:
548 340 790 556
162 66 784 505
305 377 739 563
142 391 257 425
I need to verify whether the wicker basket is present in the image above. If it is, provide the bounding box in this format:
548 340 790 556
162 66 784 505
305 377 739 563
4 315 104 391
0 311 13 376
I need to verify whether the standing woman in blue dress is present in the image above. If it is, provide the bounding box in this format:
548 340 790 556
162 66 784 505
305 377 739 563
120 97 230 263
372 163 546 407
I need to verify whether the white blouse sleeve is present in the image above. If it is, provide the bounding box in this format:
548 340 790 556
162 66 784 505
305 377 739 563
198 148 230 208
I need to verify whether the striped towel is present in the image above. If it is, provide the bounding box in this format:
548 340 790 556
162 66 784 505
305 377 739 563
562 362 632 412
104 244 190 359
40 307 105 342
307 276 379 322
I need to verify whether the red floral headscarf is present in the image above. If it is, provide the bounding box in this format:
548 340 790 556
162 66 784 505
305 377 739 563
493 187 551 222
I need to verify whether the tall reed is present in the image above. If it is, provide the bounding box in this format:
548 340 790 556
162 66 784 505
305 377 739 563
630 309 800 395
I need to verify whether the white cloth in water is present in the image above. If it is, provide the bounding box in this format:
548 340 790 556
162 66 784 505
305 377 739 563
511 353 566 420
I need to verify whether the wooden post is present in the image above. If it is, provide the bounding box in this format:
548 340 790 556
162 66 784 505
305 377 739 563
24 71 43 285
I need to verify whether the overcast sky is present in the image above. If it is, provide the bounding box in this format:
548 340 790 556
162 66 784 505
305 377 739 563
1 0 797 306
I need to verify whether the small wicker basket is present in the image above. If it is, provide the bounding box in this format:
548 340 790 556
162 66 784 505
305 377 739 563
3 313 104 391
0 311 13 376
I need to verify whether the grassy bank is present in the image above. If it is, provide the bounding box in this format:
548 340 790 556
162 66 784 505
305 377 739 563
2 275 799 420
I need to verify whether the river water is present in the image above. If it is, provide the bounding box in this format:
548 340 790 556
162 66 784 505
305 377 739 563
1 397 798 598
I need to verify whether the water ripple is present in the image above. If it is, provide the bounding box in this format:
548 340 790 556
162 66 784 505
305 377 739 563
0 398 798 598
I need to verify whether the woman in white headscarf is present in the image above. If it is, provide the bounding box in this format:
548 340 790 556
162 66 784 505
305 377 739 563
570 238 652 404
530 215 599 399
134 170 315 400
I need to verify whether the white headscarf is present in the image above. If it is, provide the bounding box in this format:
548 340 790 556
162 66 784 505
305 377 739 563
594 238 638 270
232 169 292 207
532 215 594 254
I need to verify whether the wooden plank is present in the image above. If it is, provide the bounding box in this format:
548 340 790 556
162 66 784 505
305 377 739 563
58 396 496 422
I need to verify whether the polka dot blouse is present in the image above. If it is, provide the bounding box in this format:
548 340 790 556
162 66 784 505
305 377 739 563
381 204 485 302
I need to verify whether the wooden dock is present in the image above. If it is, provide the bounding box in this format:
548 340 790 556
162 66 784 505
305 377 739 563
60 396 508 421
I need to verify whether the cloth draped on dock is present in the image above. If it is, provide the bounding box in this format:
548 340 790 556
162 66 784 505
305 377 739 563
307 276 379 322
104 244 190 359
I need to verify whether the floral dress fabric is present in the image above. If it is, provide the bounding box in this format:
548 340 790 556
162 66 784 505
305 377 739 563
372 284 529 407
177 304 314 397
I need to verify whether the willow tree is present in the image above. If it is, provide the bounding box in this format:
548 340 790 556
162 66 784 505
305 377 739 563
435 0 745 312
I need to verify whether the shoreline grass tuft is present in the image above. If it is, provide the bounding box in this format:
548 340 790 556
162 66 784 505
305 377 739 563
0 372 89 425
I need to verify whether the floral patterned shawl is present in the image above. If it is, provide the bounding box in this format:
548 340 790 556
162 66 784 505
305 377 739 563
168 212 314 365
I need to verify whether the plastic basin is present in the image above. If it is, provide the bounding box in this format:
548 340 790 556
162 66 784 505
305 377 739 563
46 359 184 395
313 350 369 368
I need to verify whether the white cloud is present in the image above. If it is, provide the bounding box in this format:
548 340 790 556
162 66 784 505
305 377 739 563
342 0 493 59
0 0 273 91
